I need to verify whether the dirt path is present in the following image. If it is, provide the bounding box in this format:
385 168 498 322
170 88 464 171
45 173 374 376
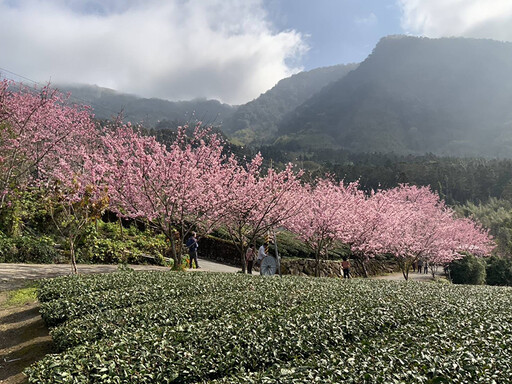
0 295 51 384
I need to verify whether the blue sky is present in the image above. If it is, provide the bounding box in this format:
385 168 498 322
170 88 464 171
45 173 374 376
1 1 512 104
264 0 403 70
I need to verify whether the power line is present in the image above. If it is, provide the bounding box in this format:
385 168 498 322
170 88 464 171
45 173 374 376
0 66 128 119
0 66 226 128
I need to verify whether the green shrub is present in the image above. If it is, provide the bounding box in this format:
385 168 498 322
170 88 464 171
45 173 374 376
0 232 16 262
486 256 512 286
448 254 486 285
0 234 58 263
77 221 167 265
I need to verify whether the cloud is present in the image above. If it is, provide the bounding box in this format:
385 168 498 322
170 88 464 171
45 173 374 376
398 0 512 41
0 0 307 104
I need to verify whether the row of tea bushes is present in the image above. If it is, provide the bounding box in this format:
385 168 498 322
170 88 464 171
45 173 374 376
28 271 512 383
39 271 270 326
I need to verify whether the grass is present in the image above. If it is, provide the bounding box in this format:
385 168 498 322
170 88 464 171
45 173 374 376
2 283 38 307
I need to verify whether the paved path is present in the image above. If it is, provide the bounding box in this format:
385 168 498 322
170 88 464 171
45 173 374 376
0 260 447 292
0 258 240 292
188 258 239 274
373 271 445 282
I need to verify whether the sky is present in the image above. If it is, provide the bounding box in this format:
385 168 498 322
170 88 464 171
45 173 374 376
1 0 512 105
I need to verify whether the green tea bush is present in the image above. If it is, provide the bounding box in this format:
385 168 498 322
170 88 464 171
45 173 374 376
448 253 487 285
27 272 512 383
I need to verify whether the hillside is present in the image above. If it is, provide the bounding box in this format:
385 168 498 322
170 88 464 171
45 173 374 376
277 36 512 157
222 63 357 145
57 84 236 128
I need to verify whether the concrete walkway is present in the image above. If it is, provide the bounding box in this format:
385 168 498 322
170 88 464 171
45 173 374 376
373 271 445 282
0 258 240 292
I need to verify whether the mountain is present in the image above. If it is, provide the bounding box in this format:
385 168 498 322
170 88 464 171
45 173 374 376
57 84 236 128
277 36 512 157
221 63 358 145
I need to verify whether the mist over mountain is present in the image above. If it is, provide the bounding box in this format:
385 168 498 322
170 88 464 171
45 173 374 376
277 36 512 157
221 63 358 145
57 84 235 128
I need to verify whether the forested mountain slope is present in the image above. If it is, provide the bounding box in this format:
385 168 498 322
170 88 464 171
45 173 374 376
277 36 512 157
57 84 235 127
222 63 357 145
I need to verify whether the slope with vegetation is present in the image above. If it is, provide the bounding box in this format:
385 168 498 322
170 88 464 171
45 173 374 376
278 36 512 156
222 63 357 145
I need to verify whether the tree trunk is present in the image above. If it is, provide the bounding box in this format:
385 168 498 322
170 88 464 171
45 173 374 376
240 248 247 274
315 250 320 277
69 238 77 274
169 236 181 270
354 254 369 278
399 259 409 281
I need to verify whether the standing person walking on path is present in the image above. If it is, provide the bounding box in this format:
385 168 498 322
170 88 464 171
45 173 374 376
246 244 256 274
257 242 268 274
417 259 423 274
342 257 351 279
424 261 428 274
186 232 200 269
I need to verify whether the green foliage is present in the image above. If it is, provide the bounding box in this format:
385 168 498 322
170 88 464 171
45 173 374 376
0 233 58 263
456 198 512 255
449 254 487 285
77 221 168 265
486 256 512 286
28 271 512 383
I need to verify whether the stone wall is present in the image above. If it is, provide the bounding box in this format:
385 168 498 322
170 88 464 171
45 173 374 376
197 235 400 277
280 256 399 278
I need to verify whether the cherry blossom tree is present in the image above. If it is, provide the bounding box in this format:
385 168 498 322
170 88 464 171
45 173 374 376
0 81 109 272
222 154 304 273
376 185 494 280
43 146 109 274
284 178 362 277
0 80 95 209
104 124 235 268
343 189 389 278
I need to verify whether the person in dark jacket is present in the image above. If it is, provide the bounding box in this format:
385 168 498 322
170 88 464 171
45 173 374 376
186 232 200 269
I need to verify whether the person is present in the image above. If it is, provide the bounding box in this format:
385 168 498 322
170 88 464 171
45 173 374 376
424 261 428 274
245 244 256 274
342 257 351 279
186 232 200 269
257 242 268 274
417 259 423 274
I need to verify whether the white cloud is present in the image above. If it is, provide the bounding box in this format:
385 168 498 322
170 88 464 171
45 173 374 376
398 0 512 41
0 0 307 104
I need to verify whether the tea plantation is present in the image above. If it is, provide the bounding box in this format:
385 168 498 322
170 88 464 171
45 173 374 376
27 271 512 383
